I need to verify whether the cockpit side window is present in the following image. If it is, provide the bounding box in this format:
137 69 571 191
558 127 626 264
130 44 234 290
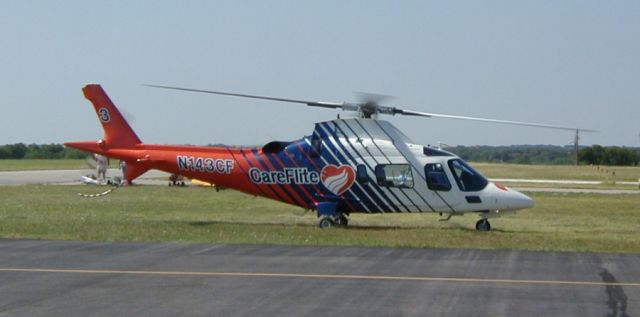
375 164 414 188
309 134 322 158
356 164 369 184
447 159 488 192
425 163 451 191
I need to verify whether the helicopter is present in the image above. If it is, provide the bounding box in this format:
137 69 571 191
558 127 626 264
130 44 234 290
65 84 594 231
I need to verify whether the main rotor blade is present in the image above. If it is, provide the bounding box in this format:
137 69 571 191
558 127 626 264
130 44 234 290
396 109 598 132
145 84 344 109
145 84 596 132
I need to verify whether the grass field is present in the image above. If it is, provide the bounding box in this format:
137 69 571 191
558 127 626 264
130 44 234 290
1 185 638 253
492 182 638 191
0 159 85 171
473 162 640 182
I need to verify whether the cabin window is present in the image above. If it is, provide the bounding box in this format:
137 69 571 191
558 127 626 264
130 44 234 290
375 164 413 188
425 163 451 191
447 159 488 192
262 141 290 154
356 164 369 184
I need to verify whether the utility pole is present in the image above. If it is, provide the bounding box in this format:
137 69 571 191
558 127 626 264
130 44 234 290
573 129 580 166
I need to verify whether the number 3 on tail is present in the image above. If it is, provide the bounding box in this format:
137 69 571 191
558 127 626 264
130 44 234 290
98 107 111 123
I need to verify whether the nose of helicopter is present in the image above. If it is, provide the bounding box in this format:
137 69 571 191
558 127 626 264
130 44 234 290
486 183 535 210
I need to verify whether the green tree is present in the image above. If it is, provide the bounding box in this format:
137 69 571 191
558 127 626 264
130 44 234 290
0 143 27 159
580 145 639 166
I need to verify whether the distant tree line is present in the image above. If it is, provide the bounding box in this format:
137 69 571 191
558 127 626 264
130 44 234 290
447 145 576 165
1 143 639 166
447 145 639 166
578 145 640 166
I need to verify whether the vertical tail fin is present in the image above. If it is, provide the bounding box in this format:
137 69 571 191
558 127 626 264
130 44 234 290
83 84 141 148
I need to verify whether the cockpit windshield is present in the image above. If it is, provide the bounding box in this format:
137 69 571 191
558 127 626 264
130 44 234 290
447 159 488 192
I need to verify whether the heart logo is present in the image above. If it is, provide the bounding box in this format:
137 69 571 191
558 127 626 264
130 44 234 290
321 165 356 196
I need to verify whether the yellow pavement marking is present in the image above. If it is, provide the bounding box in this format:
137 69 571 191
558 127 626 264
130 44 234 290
1 267 639 287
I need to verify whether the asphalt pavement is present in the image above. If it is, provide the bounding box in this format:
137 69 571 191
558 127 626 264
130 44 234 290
0 240 638 316
0 169 168 185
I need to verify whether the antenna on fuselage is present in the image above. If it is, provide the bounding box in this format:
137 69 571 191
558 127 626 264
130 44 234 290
438 142 451 150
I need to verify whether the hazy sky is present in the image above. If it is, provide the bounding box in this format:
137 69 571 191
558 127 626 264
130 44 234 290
1 1 639 147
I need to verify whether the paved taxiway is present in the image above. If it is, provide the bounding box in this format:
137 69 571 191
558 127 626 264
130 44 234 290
0 169 168 185
0 240 638 316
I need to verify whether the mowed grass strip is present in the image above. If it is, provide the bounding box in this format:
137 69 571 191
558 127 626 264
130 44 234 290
473 162 640 182
501 182 638 191
0 159 87 171
1 185 638 253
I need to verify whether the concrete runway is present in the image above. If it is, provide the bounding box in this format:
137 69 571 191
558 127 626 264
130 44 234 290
0 240 638 316
0 169 168 185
